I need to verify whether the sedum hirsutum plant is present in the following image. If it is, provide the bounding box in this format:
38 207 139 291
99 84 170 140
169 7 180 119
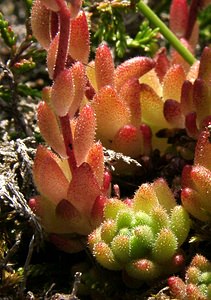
88 178 190 283
29 0 112 253
137 0 211 151
168 254 211 300
29 0 211 252
181 125 211 222
2 0 211 297
87 43 154 157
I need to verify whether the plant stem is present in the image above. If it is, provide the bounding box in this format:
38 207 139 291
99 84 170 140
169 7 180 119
53 4 70 79
52 0 77 172
137 1 196 65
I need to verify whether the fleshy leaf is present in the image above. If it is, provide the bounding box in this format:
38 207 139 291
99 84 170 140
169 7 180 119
91 195 108 226
193 79 211 126
95 44 115 90
114 57 155 92
169 0 188 38
111 125 144 158
139 69 163 97
125 259 160 281
55 199 80 220
31 0 51 49
198 47 211 84
150 206 170 233
164 99 185 128
51 68 74 116
40 0 59 11
86 142 104 187
133 183 159 213
69 0 82 18
171 39 194 73
69 11 90 64
29 195 91 235
194 127 211 169
68 62 86 118
67 162 101 215
152 178 177 212
181 187 210 221
37 101 67 158
92 86 131 146
119 78 141 127
139 83 168 128
189 254 210 269
188 21 199 51
33 146 69 204
73 105 96 166
180 80 194 115
190 165 211 202
86 60 97 91
47 33 59 79
170 206 191 247
130 226 154 259
185 112 199 139
93 242 121 270
186 284 206 299
111 234 130 263
100 220 117 244
103 198 127 220
181 164 195 188
168 276 187 299
154 48 170 83
88 228 102 251
162 64 186 101
152 228 178 263
187 60 200 83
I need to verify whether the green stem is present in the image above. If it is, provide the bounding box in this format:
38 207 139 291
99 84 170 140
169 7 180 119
137 1 196 65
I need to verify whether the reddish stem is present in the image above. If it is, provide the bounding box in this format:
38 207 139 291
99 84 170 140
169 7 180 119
60 115 77 171
51 0 77 172
53 2 70 79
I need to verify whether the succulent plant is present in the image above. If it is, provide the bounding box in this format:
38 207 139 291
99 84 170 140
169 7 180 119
88 43 155 157
29 0 111 253
181 125 211 222
31 0 158 161
88 178 190 283
168 254 211 300
138 0 211 151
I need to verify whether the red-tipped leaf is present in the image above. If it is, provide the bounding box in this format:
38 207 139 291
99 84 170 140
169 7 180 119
69 11 90 64
119 78 141 127
112 125 144 158
169 0 189 37
47 33 59 79
67 162 101 215
31 0 51 49
33 146 69 204
95 44 115 90
51 68 74 116
73 105 96 166
114 57 155 91
164 99 185 128
37 101 67 158
68 62 86 118
92 86 131 146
